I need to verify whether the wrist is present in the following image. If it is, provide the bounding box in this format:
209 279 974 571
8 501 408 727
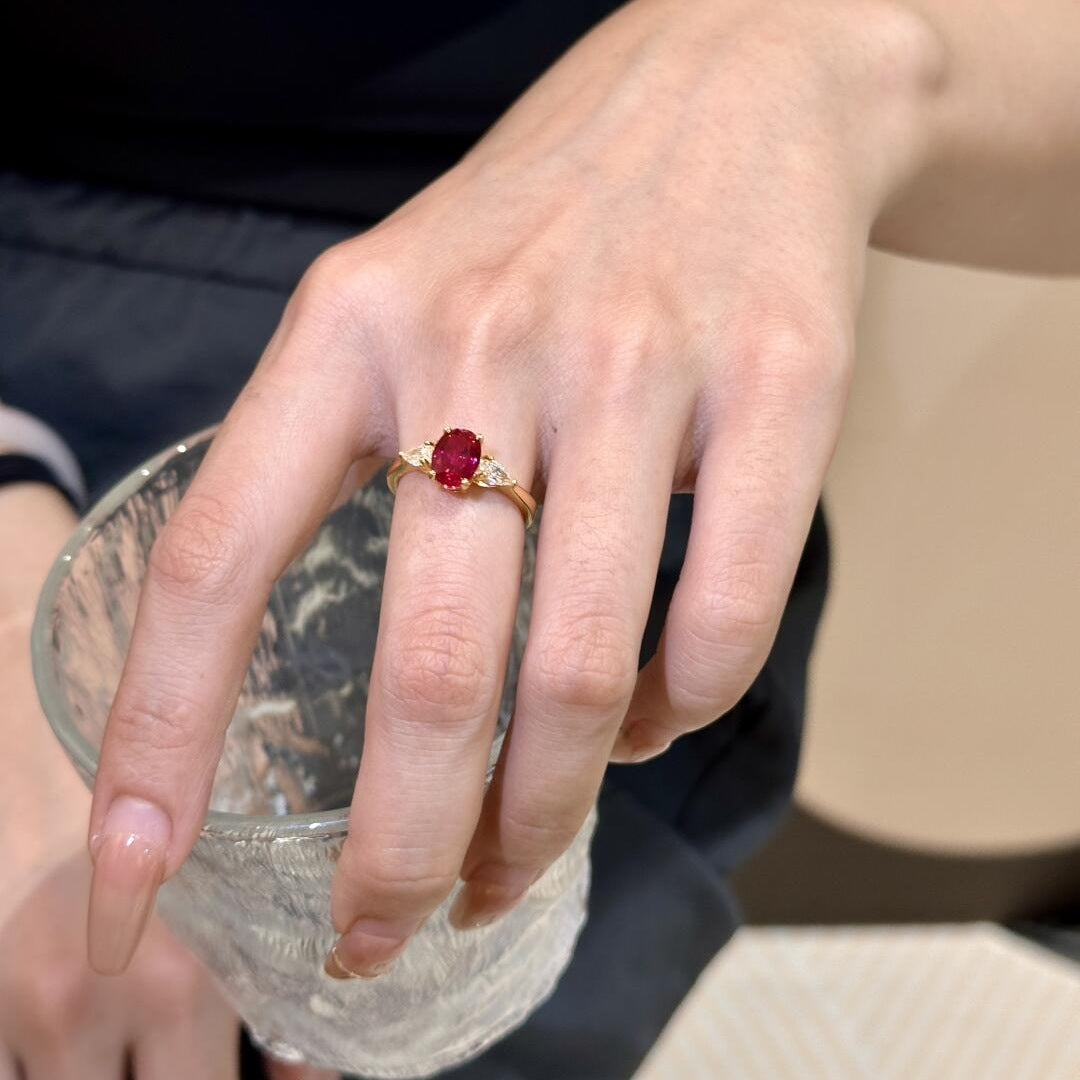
0 482 79 620
683 0 947 229
769 0 949 233
838 2 951 234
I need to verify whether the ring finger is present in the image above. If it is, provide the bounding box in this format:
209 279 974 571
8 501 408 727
326 404 537 976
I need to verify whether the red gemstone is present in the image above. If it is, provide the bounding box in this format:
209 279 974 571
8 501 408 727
432 428 482 489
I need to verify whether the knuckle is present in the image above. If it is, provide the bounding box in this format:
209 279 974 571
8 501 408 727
108 680 207 757
500 802 579 862
691 571 777 651
18 968 87 1033
732 303 852 402
664 656 747 720
583 307 680 393
148 493 254 604
353 850 457 913
665 573 777 717
290 240 401 337
430 267 544 360
525 616 638 717
380 604 495 725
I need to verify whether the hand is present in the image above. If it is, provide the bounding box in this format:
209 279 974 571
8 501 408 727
0 855 338 1080
0 486 334 1080
0 854 235 1080
89 0 942 976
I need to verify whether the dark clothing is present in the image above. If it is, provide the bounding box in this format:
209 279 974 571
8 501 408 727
2 5 829 1077
6 0 624 222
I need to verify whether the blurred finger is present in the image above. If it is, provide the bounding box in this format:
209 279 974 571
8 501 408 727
131 971 240 1080
453 396 683 927
263 1056 340 1080
326 416 533 978
133 1021 238 1080
89 311 386 975
0 1049 16 1080
20 1048 120 1080
612 333 846 762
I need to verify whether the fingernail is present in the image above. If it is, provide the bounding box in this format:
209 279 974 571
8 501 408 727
323 916 422 980
87 795 171 975
449 865 540 930
610 720 670 764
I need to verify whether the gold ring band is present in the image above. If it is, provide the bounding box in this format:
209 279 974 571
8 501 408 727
386 427 538 528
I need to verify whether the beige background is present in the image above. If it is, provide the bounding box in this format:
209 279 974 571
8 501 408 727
797 250 1080 855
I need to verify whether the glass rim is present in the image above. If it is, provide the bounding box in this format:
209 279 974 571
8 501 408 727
30 423 352 840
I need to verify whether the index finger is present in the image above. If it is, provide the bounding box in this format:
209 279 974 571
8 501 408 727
87 317 381 975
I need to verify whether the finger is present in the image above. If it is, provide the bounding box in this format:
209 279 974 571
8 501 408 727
263 1056 340 1080
5 986 124 1080
20 1048 121 1080
132 1010 239 1080
451 390 684 928
89 290 386 975
0 1049 16 1080
612 328 847 762
326 414 534 978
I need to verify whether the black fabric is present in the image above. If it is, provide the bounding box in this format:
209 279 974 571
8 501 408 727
0 171 829 1078
5 0 625 222
0 451 80 510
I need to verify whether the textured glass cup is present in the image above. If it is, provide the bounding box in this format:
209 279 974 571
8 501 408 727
31 426 594 1077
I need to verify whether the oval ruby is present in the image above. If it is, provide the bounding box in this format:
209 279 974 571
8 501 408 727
432 428 482 489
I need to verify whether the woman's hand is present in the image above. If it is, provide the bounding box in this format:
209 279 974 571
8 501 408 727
0 484 334 1079
0 855 240 1080
0 855 338 1080
89 0 944 976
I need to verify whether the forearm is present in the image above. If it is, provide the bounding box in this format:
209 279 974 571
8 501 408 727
470 0 1078 279
875 0 1080 272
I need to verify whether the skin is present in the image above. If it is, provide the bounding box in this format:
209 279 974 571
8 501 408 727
4 0 1080 1067
89 0 944 979
87 0 1080 973
0 483 333 1079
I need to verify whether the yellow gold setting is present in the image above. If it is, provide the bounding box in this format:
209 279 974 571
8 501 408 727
386 428 538 528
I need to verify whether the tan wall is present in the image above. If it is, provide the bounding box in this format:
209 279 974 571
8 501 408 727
797 250 1080 855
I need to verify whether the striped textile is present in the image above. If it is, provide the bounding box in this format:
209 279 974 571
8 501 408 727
635 924 1080 1080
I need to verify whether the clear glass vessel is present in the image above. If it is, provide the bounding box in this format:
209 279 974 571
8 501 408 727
31 426 594 1078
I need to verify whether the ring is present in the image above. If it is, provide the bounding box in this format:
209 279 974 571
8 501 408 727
386 427 538 528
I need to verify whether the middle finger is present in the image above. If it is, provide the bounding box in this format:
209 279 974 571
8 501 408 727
454 383 688 926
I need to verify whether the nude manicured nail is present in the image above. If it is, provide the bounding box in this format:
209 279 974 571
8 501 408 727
323 916 422 980
88 795 171 975
449 866 539 930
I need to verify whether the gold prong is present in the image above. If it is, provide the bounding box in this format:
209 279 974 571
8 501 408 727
444 426 452 434
477 433 484 441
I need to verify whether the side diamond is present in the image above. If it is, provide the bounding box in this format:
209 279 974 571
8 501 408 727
400 442 433 468
474 457 513 487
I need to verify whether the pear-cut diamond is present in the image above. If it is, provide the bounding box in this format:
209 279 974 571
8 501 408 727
400 443 433 468
474 457 513 487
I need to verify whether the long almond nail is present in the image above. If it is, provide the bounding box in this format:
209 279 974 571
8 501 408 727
323 916 421 980
88 795 171 975
449 865 540 930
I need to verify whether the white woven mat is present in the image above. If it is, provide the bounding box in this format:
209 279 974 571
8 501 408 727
635 924 1080 1080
